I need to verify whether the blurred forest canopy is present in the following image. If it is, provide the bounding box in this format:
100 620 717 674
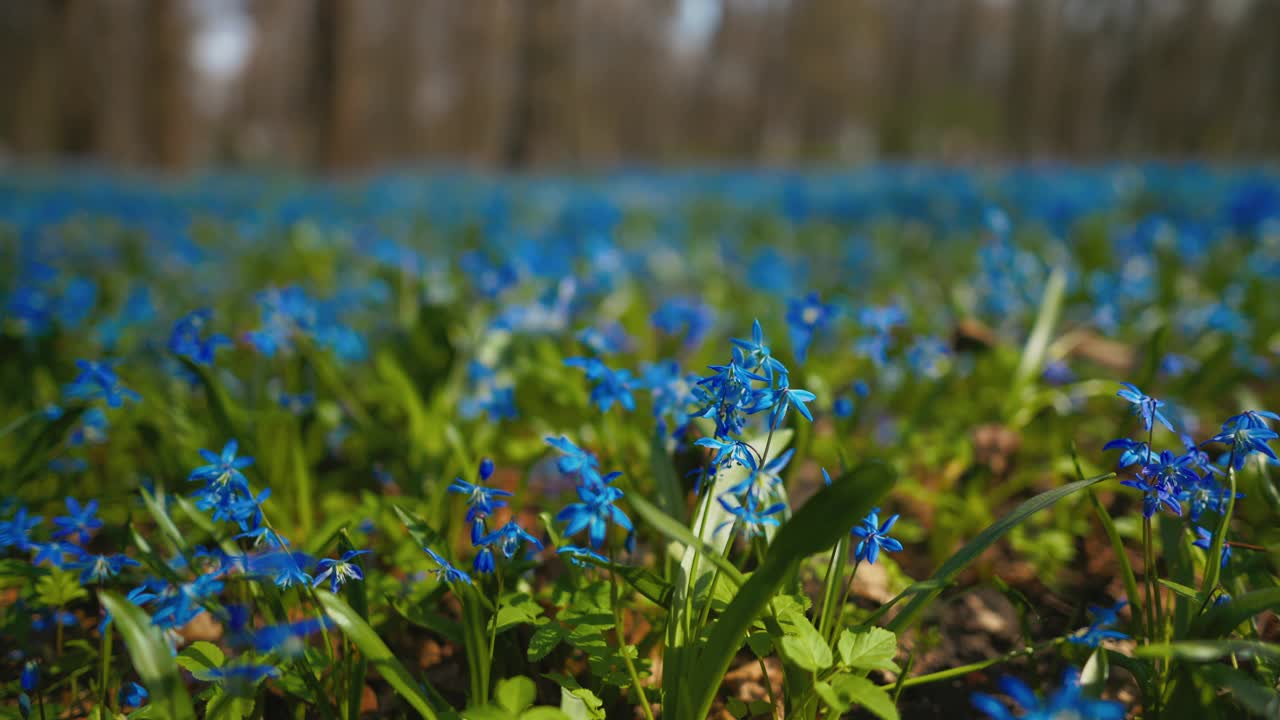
1 0 1279 173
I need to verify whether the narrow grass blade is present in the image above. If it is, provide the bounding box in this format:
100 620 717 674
650 429 687 523
1197 664 1280 718
627 493 746 588
316 591 441 719
1135 640 1280 662
1087 489 1142 636
1007 265 1066 418
682 460 895 720
887 472 1113 634
99 591 196 720
1192 587 1280 639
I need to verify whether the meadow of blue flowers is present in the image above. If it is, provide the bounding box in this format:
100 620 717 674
1 166 1278 719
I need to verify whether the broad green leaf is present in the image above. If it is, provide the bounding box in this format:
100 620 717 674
776 608 832 672
316 591 440 720
1192 587 1280 639
495 676 537 714
493 593 545 634
390 595 465 645
680 460 895 720
545 674 606 720
1197 664 1280 718
887 473 1113 633
99 591 196 720
815 674 899 720
838 627 900 673
206 690 254 720
528 623 567 662
176 641 225 682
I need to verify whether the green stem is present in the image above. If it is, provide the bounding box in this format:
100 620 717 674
99 621 114 711
817 538 849 645
610 548 655 720
899 638 1066 688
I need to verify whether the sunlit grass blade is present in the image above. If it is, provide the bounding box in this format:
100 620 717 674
1006 265 1066 419
99 591 197 720
1135 639 1280 663
681 460 895 720
627 493 746 589
316 591 442 719
887 472 1113 634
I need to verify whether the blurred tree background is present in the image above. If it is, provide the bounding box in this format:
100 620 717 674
1 0 1278 173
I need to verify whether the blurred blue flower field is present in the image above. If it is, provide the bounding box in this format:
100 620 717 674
1 165 1279 719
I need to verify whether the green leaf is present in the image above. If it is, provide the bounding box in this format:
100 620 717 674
777 610 832 672
815 674 899 720
1136 640 1280 663
338 530 370 720
626 493 746 588
206 690 254 720
528 623 567 662
545 674 606 720
394 505 448 554
838 627 900 673
521 709 571 720
1087 488 1141 637
650 429 687 523
390 595 465 645
680 460 895 720
1192 587 1280 639
99 591 196 720
316 591 441 719
36 567 88 607
1197 664 1280 718
1158 578 1200 601
495 676 537 714
887 473 1113 634
1007 265 1067 420
493 593 545 634
176 641 225 682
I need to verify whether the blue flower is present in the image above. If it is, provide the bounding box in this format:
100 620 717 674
1207 422 1278 470
70 551 140 584
695 436 759 472
786 292 834 363
557 545 610 568
972 668 1124 720
565 357 637 412
31 541 74 568
1193 526 1231 569
313 550 370 593
715 494 785 539
52 497 102 546
169 308 230 366
448 458 512 544
251 551 314 588
0 507 43 552
731 319 787 382
425 547 471 585
63 359 141 407
546 436 601 478
1119 470 1183 518
118 681 148 708
1222 409 1280 431
252 618 332 656
851 508 903 564
1102 438 1150 468
478 521 544 560
1116 382 1174 433
556 484 635 551
189 440 254 491
725 448 794 499
21 660 38 693
752 376 816 429
205 664 280 694
1068 600 1130 647
1138 449 1198 491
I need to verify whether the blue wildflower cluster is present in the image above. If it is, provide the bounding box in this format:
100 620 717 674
448 457 541 574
